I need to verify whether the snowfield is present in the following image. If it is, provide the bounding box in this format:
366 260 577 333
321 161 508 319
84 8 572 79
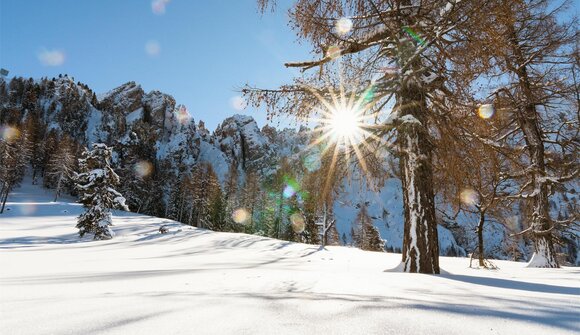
1 181 578 335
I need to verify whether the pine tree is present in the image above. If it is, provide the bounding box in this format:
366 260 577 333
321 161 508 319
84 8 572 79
209 186 226 231
116 127 161 215
353 204 384 252
75 143 128 240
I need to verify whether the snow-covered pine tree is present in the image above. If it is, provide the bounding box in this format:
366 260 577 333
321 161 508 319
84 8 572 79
353 203 385 252
166 176 184 222
75 143 129 240
46 136 76 201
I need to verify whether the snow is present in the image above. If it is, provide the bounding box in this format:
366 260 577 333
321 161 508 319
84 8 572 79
125 108 143 125
400 114 422 125
1 180 578 334
527 251 550 268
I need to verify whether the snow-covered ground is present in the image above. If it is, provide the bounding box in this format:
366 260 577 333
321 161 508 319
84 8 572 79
1 180 578 335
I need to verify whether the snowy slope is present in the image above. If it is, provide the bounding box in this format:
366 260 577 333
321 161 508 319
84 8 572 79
1 180 578 335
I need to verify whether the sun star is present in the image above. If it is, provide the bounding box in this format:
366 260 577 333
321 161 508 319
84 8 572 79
328 106 361 143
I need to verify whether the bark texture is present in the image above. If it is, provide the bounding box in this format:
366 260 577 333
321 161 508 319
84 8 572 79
397 80 440 274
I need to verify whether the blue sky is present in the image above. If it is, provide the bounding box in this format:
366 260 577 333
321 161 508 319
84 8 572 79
0 0 312 130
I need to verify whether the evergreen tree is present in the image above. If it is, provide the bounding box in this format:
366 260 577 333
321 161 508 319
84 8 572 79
209 186 226 231
116 127 161 215
75 143 128 240
352 204 384 252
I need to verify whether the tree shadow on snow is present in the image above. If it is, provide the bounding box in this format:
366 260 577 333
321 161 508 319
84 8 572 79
238 290 579 332
440 274 579 296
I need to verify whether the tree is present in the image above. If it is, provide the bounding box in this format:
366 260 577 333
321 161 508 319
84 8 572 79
244 0 487 273
75 143 128 240
240 170 262 232
224 162 240 230
352 203 385 252
454 0 578 267
185 163 222 229
0 125 31 213
46 136 76 201
22 115 46 184
434 97 518 268
317 203 337 248
116 126 163 216
209 186 226 231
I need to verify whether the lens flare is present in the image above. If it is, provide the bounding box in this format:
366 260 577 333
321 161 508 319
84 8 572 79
145 40 161 56
232 208 250 224
402 26 426 46
175 104 190 124
134 160 153 178
0 125 20 142
303 152 322 172
283 177 300 199
37 49 65 66
152 0 170 14
326 45 341 59
19 203 37 215
335 17 353 35
290 212 306 233
460 188 479 206
283 185 296 198
230 96 247 111
478 104 495 119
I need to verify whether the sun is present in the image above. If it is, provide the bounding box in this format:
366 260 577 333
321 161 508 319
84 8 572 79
327 106 363 143
300 82 385 200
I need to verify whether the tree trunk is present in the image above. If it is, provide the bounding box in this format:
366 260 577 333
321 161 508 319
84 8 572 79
508 26 558 268
397 81 440 274
53 174 62 202
0 187 9 214
477 211 485 267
